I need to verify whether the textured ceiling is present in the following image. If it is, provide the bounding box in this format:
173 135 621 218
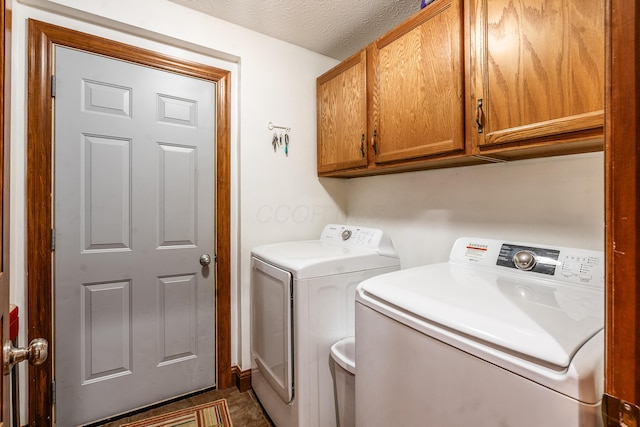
169 0 422 60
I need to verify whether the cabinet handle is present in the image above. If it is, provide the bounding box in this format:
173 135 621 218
360 134 365 157
475 98 484 134
372 129 378 155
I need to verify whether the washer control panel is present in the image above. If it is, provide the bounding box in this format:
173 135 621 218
496 244 560 276
451 237 604 288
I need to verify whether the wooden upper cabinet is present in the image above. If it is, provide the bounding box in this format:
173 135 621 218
316 0 604 177
373 0 464 164
317 50 368 174
469 0 604 155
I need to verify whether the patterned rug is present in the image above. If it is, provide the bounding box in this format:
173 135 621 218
120 399 233 427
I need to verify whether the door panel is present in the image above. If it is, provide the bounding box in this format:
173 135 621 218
157 274 197 364
158 144 197 246
82 135 131 251
54 46 216 426
81 281 131 382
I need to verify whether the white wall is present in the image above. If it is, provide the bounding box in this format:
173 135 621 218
10 0 344 412
344 152 604 267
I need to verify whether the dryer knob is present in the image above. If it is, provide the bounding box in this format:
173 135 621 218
513 250 537 271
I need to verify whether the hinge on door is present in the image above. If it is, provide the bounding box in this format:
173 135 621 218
602 393 639 426
51 229 55 251
51 380 56 404
51 75 56 98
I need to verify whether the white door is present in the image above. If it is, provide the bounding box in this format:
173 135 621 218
53 46 216 426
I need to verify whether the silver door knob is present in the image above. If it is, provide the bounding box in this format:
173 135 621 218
3 338 48 375
200 254 212 266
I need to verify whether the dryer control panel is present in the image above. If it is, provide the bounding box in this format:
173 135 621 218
450 237 604 288
320 224 397 257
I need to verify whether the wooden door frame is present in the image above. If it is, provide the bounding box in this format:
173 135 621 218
603 0 640 423
25 20 232 426
0 0 8 422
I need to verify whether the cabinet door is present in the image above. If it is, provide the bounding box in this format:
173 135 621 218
317 50 368 173
373 0 464 164
471 0 604 150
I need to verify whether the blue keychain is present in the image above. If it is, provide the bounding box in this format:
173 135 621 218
285 133 289 156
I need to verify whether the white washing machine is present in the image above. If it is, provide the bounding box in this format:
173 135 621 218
251 224 400 427
355 237 604 427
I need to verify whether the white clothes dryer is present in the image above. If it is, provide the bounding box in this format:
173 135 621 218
251 224 400 427
355 237 604 427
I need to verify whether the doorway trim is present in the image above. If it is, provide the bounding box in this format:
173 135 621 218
26 19 232 425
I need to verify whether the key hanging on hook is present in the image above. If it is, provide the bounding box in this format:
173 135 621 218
272 133 278 152
284 133 289 156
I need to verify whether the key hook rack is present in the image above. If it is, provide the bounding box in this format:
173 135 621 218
268 122 291 133
268 122 292 156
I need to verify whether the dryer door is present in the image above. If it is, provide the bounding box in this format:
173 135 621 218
251 256 294 403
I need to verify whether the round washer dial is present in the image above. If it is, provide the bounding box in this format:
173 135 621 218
513 250 537 271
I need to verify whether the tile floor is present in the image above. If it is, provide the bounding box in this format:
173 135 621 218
93 387 274 427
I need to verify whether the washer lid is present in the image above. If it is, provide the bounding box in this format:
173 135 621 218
358 263 604 370
252 240 400 279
